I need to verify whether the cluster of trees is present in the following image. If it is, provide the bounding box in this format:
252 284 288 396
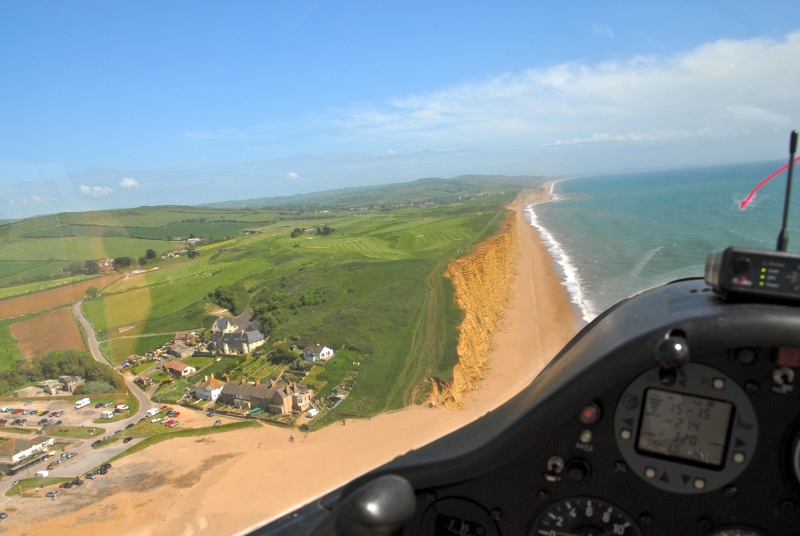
290 226 335 238
64 260 100 276
0 349 120 396
209 285 244 316
138 248 157 266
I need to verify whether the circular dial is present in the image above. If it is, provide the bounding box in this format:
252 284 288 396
705 528 771 536
529 497 643 536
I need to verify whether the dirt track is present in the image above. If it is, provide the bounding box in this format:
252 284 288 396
0 275 117 320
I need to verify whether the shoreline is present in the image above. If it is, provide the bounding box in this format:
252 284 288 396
14 191 579 536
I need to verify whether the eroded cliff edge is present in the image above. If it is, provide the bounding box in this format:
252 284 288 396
433 189 547 408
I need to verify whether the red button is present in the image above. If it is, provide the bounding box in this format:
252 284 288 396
578 403 601 425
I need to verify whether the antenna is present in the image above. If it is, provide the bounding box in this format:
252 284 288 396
776 130 798 252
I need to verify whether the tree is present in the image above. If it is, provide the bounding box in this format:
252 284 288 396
112 256 133 270
145 249 157 260
84 260 99 274
138 257 148 266
290 228 304 238
188 248 200 260
86 286 98 299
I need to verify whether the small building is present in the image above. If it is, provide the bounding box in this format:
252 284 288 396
0 437 56 475
174 332 198 344
168 342 194 359
59 375 84 393
217 379 312 414
195 374 226 402
210 308 266 355
303 344 334 362
163 360 197 378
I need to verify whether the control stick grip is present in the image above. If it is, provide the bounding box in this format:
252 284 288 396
309 474 416 536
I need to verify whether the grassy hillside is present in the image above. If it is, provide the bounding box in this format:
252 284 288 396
0 174 542 416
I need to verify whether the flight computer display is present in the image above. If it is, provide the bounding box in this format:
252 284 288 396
636 389 733 468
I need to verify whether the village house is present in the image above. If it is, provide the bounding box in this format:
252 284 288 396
217 378 311 414
195 374 226 401
163 360 197 378
174 332 198 344
210 308 266 355
0 437 56 475
59 375 83 393
168 342 194 359
138 375 154 387
303 344 334 362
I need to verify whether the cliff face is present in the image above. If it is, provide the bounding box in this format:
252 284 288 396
434 206 519 408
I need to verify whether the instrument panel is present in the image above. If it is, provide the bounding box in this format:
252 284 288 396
254 279 800 536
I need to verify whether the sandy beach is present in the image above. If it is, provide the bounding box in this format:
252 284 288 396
13 190 577 536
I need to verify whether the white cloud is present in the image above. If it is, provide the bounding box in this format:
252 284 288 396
592 23 615 39
119 177 140 190
30 195 43 202
336 32 800 155
79 185 113 197
285 172 299 180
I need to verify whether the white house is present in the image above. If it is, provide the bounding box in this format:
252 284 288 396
195 374 226 402
303 344 334 362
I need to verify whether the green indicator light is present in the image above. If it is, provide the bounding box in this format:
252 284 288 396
760 282 765 286
761 268 767 273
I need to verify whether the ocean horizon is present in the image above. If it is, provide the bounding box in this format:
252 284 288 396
527 160 798 323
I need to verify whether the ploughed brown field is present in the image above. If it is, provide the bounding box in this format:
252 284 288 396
0 275 116 320
9 306 87 358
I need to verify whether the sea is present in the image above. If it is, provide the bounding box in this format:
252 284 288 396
527 160 799 325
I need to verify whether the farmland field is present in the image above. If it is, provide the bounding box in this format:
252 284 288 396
0 275 117 320
9 307 86 358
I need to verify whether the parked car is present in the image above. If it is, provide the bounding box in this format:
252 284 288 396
24 400 32 406
125 423 135 429
169 421 179 427
12 409 23 415
214 419 222 426
91 440 102 447
49 411 58 417
172 411 180 417
72 478 83 486
100 463 111 470
166 410 176 417
45 491 58 498
123 437 133 443
95 402 105 408
85 473 97 480
116 404 129 411
56 410 64 417
151 417 162 423
160 405 168 410
37 418 48 425
163 419 174 426
36 410 47 416
207 411 215 417
59 482 73 489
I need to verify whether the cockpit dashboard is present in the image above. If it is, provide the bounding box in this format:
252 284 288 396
253 277 800 536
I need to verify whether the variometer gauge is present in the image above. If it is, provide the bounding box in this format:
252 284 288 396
528 497 643 536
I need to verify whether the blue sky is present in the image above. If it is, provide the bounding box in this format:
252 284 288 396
1 1 798 219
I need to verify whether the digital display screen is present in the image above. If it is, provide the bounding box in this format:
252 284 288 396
637 389 733 468
435 514 487 536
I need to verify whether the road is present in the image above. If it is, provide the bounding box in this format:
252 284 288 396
72 300 152 421
0 303 157 498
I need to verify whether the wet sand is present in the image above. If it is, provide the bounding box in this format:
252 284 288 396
14 190 577 536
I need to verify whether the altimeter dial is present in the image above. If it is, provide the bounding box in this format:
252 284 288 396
529 497 643 536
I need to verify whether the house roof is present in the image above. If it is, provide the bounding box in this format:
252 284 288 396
0 437 52 457
164 360 192 372
304 344 329 354
196 376 226 390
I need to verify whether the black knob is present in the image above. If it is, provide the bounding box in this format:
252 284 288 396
655 336 690 370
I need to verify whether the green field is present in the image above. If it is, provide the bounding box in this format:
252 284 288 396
0 175 541 420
